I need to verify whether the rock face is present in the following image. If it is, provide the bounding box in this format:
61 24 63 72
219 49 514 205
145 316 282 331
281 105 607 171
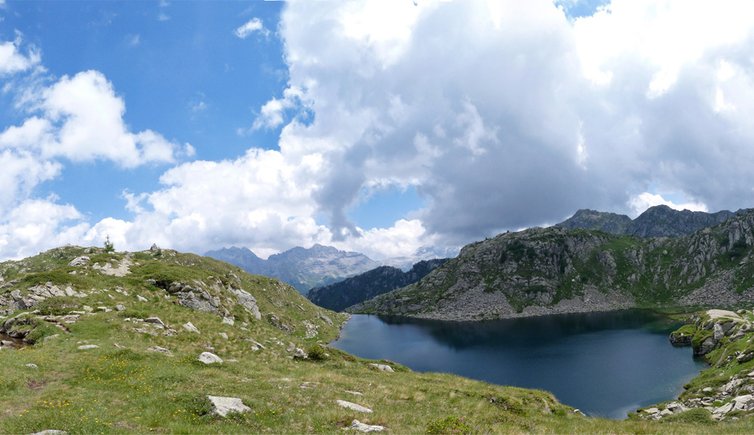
557 205 737 238
308 259 448 312
354 209 754 321
207 395 251 417
205 244 379 294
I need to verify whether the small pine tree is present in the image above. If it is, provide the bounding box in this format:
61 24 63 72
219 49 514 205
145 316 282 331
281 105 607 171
104 235 115 253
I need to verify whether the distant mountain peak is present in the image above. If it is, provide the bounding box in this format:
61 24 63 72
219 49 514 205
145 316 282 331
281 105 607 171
205 244 378 294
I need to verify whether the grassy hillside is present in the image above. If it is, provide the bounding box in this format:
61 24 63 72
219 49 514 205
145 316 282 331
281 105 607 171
1 246 754 433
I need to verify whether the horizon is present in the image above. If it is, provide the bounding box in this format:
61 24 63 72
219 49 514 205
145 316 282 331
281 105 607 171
2 0 754 261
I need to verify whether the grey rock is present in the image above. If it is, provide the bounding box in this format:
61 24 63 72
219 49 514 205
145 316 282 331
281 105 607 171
230 288 262 320
198 352 223 364
714 323 725 341
350 420 385 432
222 317 234 326
147 346 173 356
136 295 148 302
31 431 68 435
77 344 99 350
219 332 228 340
336 400 373 413
207 395 251 417
183 322 200 334
68 256 90 267
115 304 126 311
738 351 754 363
144 317 165 327
25 363 38 369
369 363 394 373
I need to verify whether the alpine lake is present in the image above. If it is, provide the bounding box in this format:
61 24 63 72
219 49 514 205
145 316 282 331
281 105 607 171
332 309 706 419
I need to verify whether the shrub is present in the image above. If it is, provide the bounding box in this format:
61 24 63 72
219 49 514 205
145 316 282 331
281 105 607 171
306 344 329 361
426 416 472 435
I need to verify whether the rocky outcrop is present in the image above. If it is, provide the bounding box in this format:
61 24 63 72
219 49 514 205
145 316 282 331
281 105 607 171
641 308 754 421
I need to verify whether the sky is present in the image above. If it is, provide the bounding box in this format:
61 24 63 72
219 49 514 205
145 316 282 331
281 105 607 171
1 0 754 261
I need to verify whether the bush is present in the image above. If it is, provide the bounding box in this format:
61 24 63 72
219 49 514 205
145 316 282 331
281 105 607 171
306 344 329 361
426 416 472 434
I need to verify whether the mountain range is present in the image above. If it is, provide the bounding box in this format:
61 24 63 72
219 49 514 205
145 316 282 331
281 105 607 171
205 244 379 294
353 206 754 320
307 258 448 312
557 205 737 237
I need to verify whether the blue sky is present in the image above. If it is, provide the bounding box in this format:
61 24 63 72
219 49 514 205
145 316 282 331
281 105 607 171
1 0 753 261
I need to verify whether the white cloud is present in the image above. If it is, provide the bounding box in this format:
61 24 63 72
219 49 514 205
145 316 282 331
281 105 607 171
235 18 269 39
628 192 708 217
252 86 304 130
2 70 183 167
0 36 40 76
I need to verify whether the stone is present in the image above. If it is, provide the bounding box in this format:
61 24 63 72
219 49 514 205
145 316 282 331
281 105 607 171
31 431 68 435
115 304 126 312
369 363 394 373
737 350 754 363
137 295 148 302
644 407 659 414
77 344 99 350
144 317 166 327
293 347 307 359
345 390 364 396
68 256 90 267
732 394 754 412
350 420 385 432
714 323 725 341
25 363 38 369
703 387 714 392
147 346 173 356
695 336 718 356
320 314 334 326
665 402 687 413
219 332 228 340
230 288 262 320
707 309 742 321
183 322 200 334
337 400 373 413
207 395 251 417
222 317 235 326
198 352 223 364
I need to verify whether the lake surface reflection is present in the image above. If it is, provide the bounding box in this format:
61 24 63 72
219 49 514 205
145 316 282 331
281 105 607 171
331 310 706 419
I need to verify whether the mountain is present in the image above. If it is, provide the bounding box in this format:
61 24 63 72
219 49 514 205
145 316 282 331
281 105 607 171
557 205 736 238
352 208 754 321
205 244 379 294
307 258 448 311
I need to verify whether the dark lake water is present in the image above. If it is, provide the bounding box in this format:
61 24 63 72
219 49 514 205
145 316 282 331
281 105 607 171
331 310 706 419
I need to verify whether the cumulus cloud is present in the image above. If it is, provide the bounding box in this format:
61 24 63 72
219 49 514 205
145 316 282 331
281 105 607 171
628 192 709 217
235 18 269 39
1 70 183 167
5 1 754 263
0 35 40 75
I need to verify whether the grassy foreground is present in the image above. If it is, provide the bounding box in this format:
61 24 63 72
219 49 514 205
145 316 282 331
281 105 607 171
1 247 753 433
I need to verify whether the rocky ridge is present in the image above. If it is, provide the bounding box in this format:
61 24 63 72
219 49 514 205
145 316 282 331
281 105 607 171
557 205 737 238
353 209 754 320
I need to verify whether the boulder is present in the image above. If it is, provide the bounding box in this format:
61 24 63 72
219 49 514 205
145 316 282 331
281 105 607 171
144 316 166 327
337 400 373 413
68 256 90 267
350 420 385 432
230 288 262 320
183 322 200 334
198 352 223 364
694 336 717 356
207 395 251 417
738 350 754 363
369 363 394 373
713 323 725 341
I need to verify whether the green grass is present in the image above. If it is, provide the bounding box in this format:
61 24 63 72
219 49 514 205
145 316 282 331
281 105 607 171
5 246 754 433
